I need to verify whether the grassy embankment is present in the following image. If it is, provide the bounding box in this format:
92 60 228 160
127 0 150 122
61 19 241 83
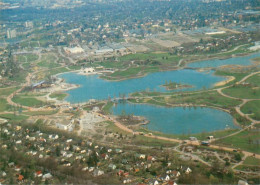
50 92 68 101
37 54 61 68
241 100 260 121
0 113 29 122
100 53 182 80
24 110 59 116
130 91 245 124
105 121 177 147
12 94 46 108
0 87 20 112
215 130 260 154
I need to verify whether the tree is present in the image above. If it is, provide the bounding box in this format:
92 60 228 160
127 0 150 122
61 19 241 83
55 146 61 157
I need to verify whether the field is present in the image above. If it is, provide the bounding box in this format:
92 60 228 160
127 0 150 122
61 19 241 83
24 110 58 116
50 92 67 101
222 85 260 99
13 96 45 108
0 98 13 112
215 130 260 154
0 87 19 96
17 54 38 63
37 54 60 68
241 100 260 121
137 127 238 141
246 73 260 86
119 52 181 65
131 91 242 109
243 156 260 166
0 113 29 122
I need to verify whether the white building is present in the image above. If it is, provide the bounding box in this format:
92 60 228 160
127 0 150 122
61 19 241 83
7 29 17 39
25 21 33 28
64 47 84 54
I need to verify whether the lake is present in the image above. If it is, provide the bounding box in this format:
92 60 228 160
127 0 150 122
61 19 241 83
59 54 248 134
60 69 225 103
112 103 237 134
187 52 260 68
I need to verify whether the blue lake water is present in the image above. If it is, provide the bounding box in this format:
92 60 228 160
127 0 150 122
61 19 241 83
60 69 225 103
112 103 237 134
59 53 254 134
187 52 260 68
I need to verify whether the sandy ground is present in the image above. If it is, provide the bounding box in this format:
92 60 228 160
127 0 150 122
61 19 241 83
151 38 180 48
214 76 235 87
0 118 8 124
79 111 104 132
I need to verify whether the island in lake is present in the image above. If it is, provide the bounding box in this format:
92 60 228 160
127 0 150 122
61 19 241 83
162 81 193 90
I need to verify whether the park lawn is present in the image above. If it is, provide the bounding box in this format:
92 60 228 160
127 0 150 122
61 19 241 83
17 54 38 63
8 71 28 83
25 110 58 116
132 135 177 147
50 92 67 101
0 98 13 112
37 54 60 68
102 101 114 114
160 91 242 108
12 96 45 107
214 70 249 84
235 164 260 172
137 126 238 141
38 60 60 68
222 85 260 99
99 61 126 69
119 52 181 65
215 130 260 154
246 73 260 86
105 121 177 147
0 113 28 121
109 67 143 78
48 67 69 76
0 87 19 96
212 44 252 57
22 62 32 70
68 65 81 70
252 57 260 62
243 156 260 166
26 54 39 62
241 100 260 121
108 66 159 79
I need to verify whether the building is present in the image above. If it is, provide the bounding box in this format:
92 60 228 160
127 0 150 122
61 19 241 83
64 47 84 54
7 29 16 39
83 67 95 73
25 21 33 28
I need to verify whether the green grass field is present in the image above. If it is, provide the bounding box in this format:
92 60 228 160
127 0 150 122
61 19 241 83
17 54 38 63
37 54 60 68
0 113 28 121
102 102 114 114
243 156 260 166
214 70 249 84
50 92 67 101
0 87 19 96
222 85 260 99
131 91 242 109
246 73 260 86
241 100 260 121
119 52 181 65
48 67 69 76
106 66 159 79
25 110 58 116
0 98 13 112
215 130 260 154
12 96 45 108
